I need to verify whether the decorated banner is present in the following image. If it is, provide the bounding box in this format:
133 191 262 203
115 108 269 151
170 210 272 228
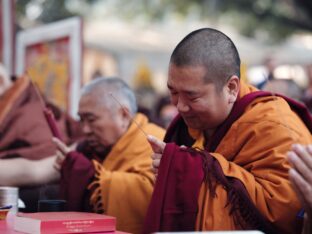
0 0 14 74
16 17 82 117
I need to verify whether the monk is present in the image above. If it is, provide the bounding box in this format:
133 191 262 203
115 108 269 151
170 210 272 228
287 144 312 234
144 28 312 234
54 77 165 234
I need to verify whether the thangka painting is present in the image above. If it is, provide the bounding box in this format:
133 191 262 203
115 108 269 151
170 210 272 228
15 17 82 117
0 0 14 74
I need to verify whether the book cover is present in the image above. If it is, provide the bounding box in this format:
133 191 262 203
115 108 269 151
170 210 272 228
14 211 116 234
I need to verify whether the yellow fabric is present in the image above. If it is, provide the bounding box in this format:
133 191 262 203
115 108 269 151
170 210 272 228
192 81 312 233
89 113 165 234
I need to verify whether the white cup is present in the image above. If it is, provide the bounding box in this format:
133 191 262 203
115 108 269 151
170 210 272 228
0 187 18 214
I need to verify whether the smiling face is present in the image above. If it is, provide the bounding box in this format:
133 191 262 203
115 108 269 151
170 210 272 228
167 64 239 136
78 94 129 151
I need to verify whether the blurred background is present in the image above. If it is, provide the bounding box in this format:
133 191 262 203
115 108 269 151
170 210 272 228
2 0 312 124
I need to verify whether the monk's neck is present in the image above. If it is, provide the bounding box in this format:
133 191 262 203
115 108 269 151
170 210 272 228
203 129 215 140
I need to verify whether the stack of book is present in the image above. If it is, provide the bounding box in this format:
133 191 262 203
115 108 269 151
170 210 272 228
14 211 126 234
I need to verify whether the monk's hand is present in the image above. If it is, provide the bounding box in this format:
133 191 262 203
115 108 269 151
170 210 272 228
147 135 166 176
52 137 71 171
287 144 312 217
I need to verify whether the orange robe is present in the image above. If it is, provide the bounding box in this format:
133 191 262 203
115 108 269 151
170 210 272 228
144 81 311 233
89 113 165 234
193 81 311 233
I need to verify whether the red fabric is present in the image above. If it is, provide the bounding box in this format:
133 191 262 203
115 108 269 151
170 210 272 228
0 77 56 159
0 76 83 159
43 108 63 140
142 143 203 233
45 100 84 144
60 150 95 211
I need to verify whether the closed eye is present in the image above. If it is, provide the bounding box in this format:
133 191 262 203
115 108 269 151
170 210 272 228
168 87 178 96
186 92 200 100
80 114 97 123
170 90 178 96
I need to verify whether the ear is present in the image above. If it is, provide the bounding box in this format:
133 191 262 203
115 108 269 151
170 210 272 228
119 106 132 121
117 106 132 130
226 75 240 103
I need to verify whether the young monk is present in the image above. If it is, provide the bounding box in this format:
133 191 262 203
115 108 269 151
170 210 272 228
54 77 165 234
144 28 312 233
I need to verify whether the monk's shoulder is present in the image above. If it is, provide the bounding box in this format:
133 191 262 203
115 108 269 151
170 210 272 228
240 96 298 122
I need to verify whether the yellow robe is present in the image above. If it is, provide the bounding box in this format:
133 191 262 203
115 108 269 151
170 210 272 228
89 113 165 234
192 81 311 233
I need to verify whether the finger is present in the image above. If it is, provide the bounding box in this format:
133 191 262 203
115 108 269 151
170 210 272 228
289 169 306 205
289 168 312 209
54 151 65 170
53 156 62 171
56 151 65 163
52 137 70 155
151 153 162 160
288 151 312 185
53 163 61 171
152 159 161 169
307 144 312 154
291 144 312 170
289 170 312 217
151 167 158 175
147 135 166 153
69 142 78 151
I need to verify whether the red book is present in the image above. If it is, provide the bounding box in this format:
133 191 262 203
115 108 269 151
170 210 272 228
14 212 116 234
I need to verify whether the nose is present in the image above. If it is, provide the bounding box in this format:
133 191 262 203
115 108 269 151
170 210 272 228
82 122 92 135
176 97 190 113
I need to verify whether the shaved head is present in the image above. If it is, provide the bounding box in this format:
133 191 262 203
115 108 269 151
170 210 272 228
81 77 138 116
170 28 240 89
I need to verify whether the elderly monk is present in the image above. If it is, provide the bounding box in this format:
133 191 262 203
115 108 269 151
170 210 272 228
144 28 312 234
54 77 165 234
